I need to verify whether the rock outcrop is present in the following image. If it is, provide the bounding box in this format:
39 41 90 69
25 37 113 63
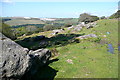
0 33 51 79
67 22 97 31
76 34 97 39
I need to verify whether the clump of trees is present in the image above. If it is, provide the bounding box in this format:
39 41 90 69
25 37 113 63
109 10 120 19
78 13 99 23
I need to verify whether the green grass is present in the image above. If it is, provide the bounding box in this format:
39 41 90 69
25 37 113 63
16 19 118 78
50 41 118 78
48 19 118 78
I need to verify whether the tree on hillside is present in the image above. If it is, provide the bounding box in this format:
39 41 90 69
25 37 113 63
109 10 120 19
78 13 99 24
0 23 16 40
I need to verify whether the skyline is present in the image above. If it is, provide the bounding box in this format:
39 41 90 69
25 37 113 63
1 0 120 2
1 2 118 18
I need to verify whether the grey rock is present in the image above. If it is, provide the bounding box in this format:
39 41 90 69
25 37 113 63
86 22 97 29
76 34 97 39
0 33 51 79
74 25 83 31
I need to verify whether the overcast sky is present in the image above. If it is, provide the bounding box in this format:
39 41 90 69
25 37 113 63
1 0 119 18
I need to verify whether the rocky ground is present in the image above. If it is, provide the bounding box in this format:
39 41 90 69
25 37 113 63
0 33 51 80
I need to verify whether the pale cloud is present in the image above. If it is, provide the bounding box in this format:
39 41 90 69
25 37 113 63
2 0 13 3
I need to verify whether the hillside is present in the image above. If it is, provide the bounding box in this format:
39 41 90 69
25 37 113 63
3 17 78 26
15 19 118 78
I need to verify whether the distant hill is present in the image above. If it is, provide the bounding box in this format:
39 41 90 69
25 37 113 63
5 19 45 26
3 17 78 26
109 10 120 19
2 17 45 26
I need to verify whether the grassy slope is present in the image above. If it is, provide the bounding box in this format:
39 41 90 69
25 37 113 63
16 19 118 78
49 19 118 78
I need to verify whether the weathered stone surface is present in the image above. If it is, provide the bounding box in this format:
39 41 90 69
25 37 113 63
73 25 83 31
0 33 51 79
86 22 97 29
76 34 97 39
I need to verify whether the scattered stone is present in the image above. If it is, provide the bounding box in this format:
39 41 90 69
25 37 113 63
22 34 26 37
67 25 74 30
74 25 82 31
103 35 107 37
67 22 97 31
66 59 73 64
85 73 89 76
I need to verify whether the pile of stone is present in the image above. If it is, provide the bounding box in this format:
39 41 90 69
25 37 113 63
0 33 51 80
